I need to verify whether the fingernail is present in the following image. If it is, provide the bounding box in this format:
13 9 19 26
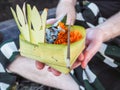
48 67 52 72
51 69 61 76
78 54 84 61
81 61 87 69
36 61 44 69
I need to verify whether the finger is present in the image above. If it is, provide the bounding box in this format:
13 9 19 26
81 41 102 69
46 18 57 24
47 67 52 72
66 12 76 25
81 51 90 69
77 53 84 62
71 59 81 69
66 16 75 25
51 68 61 76
71 53 84 69
35 61 45 70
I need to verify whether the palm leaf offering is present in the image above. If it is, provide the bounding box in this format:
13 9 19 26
11 4 86 74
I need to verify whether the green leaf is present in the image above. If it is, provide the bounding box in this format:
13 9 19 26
41 8 48 30
22 3 27 24
61 14 67 23
10 7 21 30
20 25 86 74
31 6 41 31
21 25 30 41
11 5 30 41
16 5 25 27
11 4 48 44
27 4 31 28
27 4 32 42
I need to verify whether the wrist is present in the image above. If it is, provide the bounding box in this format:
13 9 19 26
56 0 76 24
87 27 105 43
96 12 120 42
96 27 108 42
7 55 21 73
96 23 115 42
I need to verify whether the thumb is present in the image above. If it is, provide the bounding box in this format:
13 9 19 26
66 17 75 25
81 41 102 69
81 51 90 69
46 18 57 24
36 61 45 70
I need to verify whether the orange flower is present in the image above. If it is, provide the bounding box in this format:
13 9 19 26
54 22 82 44
70 30 82 43
58 22 68 31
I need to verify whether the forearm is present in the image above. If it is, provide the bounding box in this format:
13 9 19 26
56 0 77 24
97 12 120 42
8 56 79 90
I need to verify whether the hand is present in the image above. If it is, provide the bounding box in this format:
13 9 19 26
56 0 76 25
71 53 84 69
36 54 84 76
36 18 83 76
78 27 104 69
36 18 61 76
36 61 61 76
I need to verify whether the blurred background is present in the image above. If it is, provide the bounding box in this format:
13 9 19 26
0 0 59 22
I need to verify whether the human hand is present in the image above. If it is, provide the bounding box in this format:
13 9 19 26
36 55 84 76
78 27 104 69
36 18 84 76
56 0 76 25
35 18 61 76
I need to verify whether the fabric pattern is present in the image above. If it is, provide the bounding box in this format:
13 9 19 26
75 1 106 28
0 26 19 90
0 39 19 90
71 1 120 90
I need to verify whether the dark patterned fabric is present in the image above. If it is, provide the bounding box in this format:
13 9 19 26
71 1 120 90
0 27 19 90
